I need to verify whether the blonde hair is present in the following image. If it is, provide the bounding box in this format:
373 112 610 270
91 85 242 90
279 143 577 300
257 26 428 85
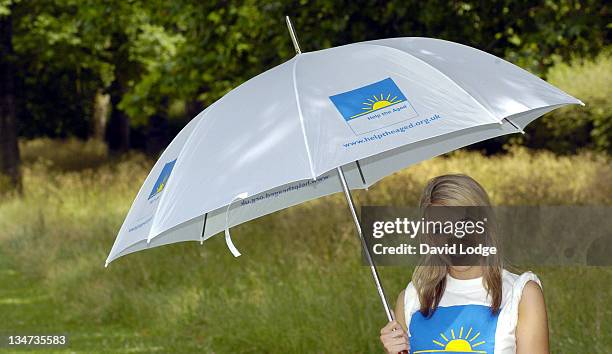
412 174 502 316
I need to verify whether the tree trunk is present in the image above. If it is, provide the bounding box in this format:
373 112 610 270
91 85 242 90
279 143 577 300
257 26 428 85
91 89 110 142
0 11 21 191
146 96 169 156
105 80 130 152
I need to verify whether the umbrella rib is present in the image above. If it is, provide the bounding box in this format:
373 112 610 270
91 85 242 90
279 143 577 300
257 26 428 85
200 213 208 244
503 117 522 132
355 160 367 186
359 42 501 125
145 104 218 247
292 56 317 179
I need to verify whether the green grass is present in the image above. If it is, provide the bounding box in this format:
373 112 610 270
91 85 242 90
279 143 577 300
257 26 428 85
0 249 162 353
0 140 611 353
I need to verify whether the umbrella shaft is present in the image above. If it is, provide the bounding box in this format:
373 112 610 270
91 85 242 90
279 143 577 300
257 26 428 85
336 166 394 322
285 16 302 54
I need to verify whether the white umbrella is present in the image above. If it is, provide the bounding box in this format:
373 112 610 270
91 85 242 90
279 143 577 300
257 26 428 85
105 17 582 322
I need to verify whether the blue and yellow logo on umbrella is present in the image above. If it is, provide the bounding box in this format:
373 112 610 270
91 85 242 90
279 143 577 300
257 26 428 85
148 159 176 200
329 77 407 121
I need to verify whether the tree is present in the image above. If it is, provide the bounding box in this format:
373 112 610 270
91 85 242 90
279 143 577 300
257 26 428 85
3 0 610 157
9 0 180 151
0 3 21 191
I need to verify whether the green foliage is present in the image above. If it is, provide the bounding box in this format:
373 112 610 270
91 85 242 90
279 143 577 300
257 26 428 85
6 0 610 148
0 140 611 352
521 50 612 153
547 50 612 152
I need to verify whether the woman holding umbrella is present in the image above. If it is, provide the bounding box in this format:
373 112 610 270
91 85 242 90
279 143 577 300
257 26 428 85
380 174 549 354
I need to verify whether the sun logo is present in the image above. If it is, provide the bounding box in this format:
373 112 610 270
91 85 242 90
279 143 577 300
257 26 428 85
148 159 177 200
414 326 487 353
329 77 417 135
156 178 166 194
351 93 404 119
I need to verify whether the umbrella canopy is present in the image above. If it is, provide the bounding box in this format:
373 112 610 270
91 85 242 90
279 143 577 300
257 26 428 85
105 18 581 321
106 36 580 264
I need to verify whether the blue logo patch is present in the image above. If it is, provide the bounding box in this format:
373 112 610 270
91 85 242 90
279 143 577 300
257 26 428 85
148 159 176 200
329 78 408 121
409 305 499 354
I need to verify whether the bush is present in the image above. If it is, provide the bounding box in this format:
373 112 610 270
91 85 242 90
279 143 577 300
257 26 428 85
523 49 612 153
19 138 109 171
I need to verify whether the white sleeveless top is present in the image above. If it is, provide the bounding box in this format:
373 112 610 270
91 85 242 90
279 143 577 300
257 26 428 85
403 270 540 354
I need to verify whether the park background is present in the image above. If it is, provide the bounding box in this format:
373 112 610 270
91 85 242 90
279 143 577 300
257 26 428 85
0 1 610 353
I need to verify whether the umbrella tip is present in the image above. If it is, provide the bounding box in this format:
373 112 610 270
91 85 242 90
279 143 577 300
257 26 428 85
285 15 302 54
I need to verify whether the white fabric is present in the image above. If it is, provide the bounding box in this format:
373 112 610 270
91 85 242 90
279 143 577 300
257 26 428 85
403 270 541 354
106 37 581 265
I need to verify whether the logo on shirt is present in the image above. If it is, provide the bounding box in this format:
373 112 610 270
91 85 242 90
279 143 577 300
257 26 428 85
415 325 486 353
410 305 498 354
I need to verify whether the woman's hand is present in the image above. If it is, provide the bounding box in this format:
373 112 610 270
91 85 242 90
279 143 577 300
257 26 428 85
380 320 410 353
